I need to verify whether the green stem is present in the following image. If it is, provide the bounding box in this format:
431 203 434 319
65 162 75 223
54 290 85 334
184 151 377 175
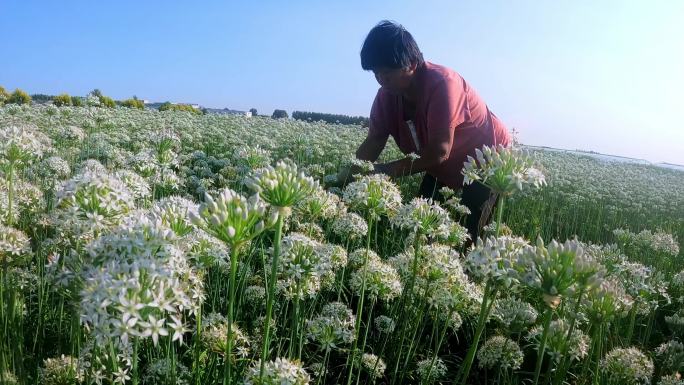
532 306 554 385
552 288 585 385
260 212 285 379
224 244 240 385
7 161 14 225
457 282 497 385
194 303 202 385
346 216 374 385
625 304 637 344
495 195 505 237
132 338 139 385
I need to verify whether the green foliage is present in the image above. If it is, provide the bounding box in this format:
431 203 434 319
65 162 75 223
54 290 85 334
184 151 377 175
53 93 72 107
0 86 8 105
249 108 258 116
71 96 83 107
159 102 202 114
30 94 53 103
121 98 145 109
98 95 116 108
7 88 32 105
292 110 369 126
271 109 288 119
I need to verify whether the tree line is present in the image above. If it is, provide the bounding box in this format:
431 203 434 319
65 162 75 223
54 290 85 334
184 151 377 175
291 110 369 126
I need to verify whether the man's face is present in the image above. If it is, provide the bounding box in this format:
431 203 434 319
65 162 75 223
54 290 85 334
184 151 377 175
373 64 417 94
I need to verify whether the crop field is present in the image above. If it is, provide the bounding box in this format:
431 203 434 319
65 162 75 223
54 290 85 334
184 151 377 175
0 104 682 385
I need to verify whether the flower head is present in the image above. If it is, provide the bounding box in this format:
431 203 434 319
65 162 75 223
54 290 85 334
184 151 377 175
477 335 524 371
191 188 269 247
246 159 318 213
343 174 401 220
462 144 545 195
602 347 654 385
244 357 310 385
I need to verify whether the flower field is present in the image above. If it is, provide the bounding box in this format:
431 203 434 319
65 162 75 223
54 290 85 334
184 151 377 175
0 104 682 385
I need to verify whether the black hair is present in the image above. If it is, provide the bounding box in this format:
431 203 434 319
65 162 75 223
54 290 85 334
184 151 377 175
360 20 424 71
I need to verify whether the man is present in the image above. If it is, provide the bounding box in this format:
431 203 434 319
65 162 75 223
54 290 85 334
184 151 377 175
344 20 511 240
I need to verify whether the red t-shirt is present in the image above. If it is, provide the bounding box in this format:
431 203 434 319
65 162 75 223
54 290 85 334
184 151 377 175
369 61 511 189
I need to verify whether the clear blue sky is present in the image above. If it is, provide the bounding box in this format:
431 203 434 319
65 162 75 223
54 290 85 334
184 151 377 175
1 0 682 164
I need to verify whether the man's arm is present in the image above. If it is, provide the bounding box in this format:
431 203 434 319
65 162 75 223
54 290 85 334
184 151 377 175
356 132 389 162
374 138 450 177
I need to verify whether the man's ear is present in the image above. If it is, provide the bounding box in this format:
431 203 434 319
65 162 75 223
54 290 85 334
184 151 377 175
407 62 418 74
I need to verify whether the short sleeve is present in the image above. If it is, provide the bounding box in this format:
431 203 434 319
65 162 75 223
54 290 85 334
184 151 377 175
368 89 390 138
425 78 469 150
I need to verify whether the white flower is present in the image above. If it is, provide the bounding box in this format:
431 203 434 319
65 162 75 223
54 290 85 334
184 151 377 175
462 144 545 195
343 174 402 220
244 357 310 385
477 335 524 371
602 347 654 385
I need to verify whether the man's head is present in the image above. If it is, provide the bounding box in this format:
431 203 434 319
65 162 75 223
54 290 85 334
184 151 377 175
361 20 424 93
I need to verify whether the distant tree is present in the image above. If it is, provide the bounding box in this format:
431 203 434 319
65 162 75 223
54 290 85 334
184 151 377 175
159 102 202 115
71 96 83 107
158 102 173 111
0 86 8 105
8 89 32 105
121 97 145 109
98 95 116 108
249 108 258 116
90 89 103 97
30 94 54 103
53 93 72 107
271 109 288 119
292 110 369 126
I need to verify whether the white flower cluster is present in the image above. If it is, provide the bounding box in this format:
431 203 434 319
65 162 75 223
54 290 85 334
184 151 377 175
416 357 447 382
655 340 684 374
343 174 402 220
80 216 203 347
601 347 654 385
465 236 529 287
332 211 368 240
491 297 538 332
614 228 680 258
374 315 396 334
306 301 356 351
39 354 83 385
462 145 545 194
114 169 151 202
582 277 633 322
349 249 402 303
200 313 250 359
477 335 524 371
53 170 136 238
665 310 684 336
528 319 590 363
389 244 479 315
513 238 603 308
142 358 190 385
0 224 31 266
0 124 48 164
191 188 269 247
233 144 272 173
391 197 452 239
360 353 386 380
31 155 71 180
244 357 311 385
295 185 341 221
273 233 326 299
659 373 684 385
246 159 318 211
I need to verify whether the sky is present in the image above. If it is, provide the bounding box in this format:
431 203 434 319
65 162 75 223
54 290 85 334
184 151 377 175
1 0 683 164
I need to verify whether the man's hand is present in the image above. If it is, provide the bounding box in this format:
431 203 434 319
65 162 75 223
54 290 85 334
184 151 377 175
323 163 372 189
